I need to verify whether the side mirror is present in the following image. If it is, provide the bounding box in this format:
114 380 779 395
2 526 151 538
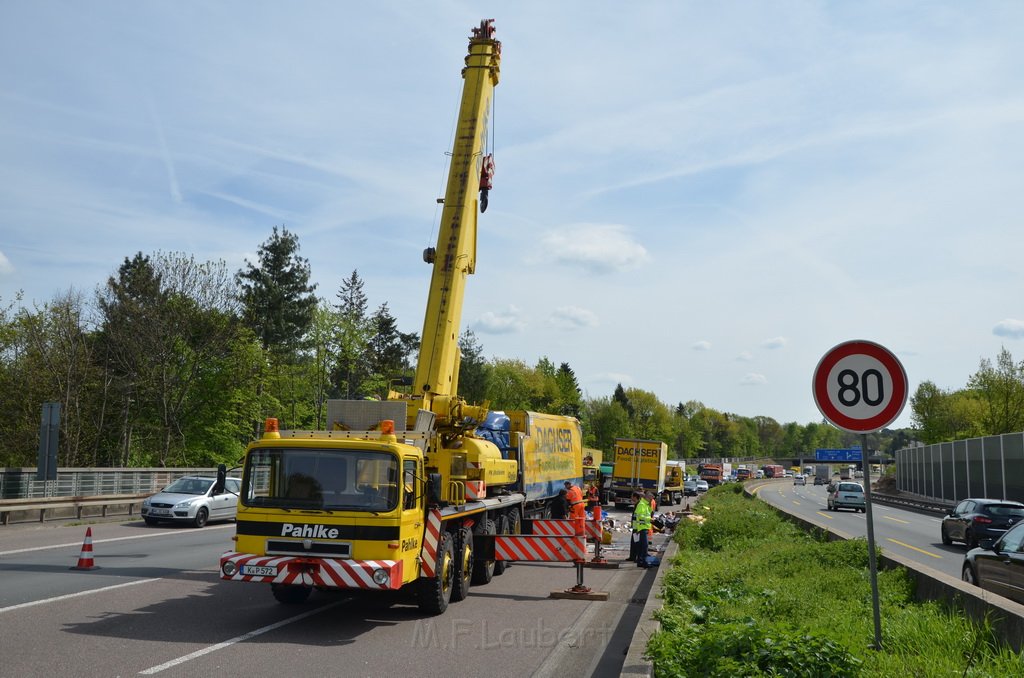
979 538 996 551
212 464 226 495
427 473 443 505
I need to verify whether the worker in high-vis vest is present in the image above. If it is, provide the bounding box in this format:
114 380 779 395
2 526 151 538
564 481 586 521
631 491 652 568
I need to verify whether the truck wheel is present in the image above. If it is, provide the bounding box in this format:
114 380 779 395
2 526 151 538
493 514 510 576
271 583 311 604
471 519 496 585
451 527 473 601
418 531 455 615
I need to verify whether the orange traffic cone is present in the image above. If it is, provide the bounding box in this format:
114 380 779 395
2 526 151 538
71 527 99 570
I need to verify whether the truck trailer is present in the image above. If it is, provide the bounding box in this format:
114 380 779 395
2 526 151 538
609 438 668 508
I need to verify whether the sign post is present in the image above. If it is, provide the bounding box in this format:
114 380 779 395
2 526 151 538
813 340 908 651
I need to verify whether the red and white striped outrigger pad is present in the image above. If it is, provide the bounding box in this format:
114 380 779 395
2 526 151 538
418 509 444 578
220 552 403 590
494 534 586 562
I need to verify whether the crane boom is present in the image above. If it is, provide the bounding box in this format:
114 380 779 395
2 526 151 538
411 20 500 427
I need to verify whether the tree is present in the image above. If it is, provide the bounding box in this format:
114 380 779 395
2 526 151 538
236 226 317 354
98 252 249 465
554 363 583 418
580 397 630 452
332 270 371 398
968 347 1024 434
364 302 418 398
612 383 634 418
457 329 489 404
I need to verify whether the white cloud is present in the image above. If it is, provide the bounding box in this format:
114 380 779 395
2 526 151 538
550 305 598 330
692 340 712 351
736 351 753 362
473 306 526 335
993 319 1024 339
538 224 649 274
741 373 768 386
761 337 787 349
0 251 13 275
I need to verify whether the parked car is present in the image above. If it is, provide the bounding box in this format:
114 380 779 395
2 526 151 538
683 479 698 497
961 521 1024 605
696 479 709 493
793 474 806 486
941 498 1024 549
141 475 241 527
827 482 865 512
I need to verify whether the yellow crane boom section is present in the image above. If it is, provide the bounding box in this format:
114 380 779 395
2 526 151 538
411 21 500 427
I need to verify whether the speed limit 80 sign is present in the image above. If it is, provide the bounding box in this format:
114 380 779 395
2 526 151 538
813 340 908 433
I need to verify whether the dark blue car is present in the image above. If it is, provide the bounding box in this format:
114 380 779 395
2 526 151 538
941 498 1024 549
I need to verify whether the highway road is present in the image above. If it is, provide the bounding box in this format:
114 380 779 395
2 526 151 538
0 508 658 678
753 478 968 580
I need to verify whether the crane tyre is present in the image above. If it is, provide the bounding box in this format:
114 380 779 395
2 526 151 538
418 530 455 615
471 518 496 585
451 526 473 601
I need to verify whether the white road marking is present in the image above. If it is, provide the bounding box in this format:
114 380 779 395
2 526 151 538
0 578 157 614
0 524 233 556
139 601 346 674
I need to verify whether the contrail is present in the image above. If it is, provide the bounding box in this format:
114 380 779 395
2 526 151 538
147 94 182 203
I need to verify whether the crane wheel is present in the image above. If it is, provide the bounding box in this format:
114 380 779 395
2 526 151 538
451 526 473 601
471 518 496 585
418 531 455 615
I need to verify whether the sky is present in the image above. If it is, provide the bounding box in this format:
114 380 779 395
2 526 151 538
2 1 1023 430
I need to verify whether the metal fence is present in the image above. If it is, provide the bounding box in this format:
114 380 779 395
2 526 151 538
0 467 219 500
894 432 1024 504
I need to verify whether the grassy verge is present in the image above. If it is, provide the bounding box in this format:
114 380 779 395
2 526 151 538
646 483 1024 677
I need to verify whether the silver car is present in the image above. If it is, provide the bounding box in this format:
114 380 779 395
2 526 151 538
141 476 240 527
827 482 865 513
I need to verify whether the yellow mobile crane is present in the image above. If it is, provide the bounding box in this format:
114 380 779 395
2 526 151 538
219 20 582 615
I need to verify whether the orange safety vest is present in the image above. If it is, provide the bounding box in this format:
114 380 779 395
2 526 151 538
566 485 586 520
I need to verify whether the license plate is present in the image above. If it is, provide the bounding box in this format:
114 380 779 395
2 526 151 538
150 509 171 516
241 564 277 577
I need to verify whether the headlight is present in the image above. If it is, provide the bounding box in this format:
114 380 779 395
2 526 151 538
222 561 238 576
372 569 389 586
142 499 150 507
174 499 194 510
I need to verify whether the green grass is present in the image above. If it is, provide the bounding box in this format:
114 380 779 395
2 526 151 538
647 484 1024 677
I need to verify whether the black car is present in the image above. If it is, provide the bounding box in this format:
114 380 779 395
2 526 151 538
962 521 1024 605
941 498 1024 549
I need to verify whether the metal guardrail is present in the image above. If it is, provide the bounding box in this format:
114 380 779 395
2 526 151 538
869 491 954 515
1 467 218 500
0 494 150 525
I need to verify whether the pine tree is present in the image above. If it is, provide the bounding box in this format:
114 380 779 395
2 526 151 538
235 226 318 355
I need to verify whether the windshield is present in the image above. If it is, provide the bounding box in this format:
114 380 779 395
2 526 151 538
164 477 213 495
243 447 399 512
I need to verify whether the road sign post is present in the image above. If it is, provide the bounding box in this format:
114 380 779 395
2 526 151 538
813 340 908 652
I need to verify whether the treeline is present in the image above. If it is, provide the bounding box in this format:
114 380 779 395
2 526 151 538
6 227 1014 469
910 347 1024 444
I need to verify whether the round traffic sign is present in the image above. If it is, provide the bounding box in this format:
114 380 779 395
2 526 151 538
813 340 908 433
